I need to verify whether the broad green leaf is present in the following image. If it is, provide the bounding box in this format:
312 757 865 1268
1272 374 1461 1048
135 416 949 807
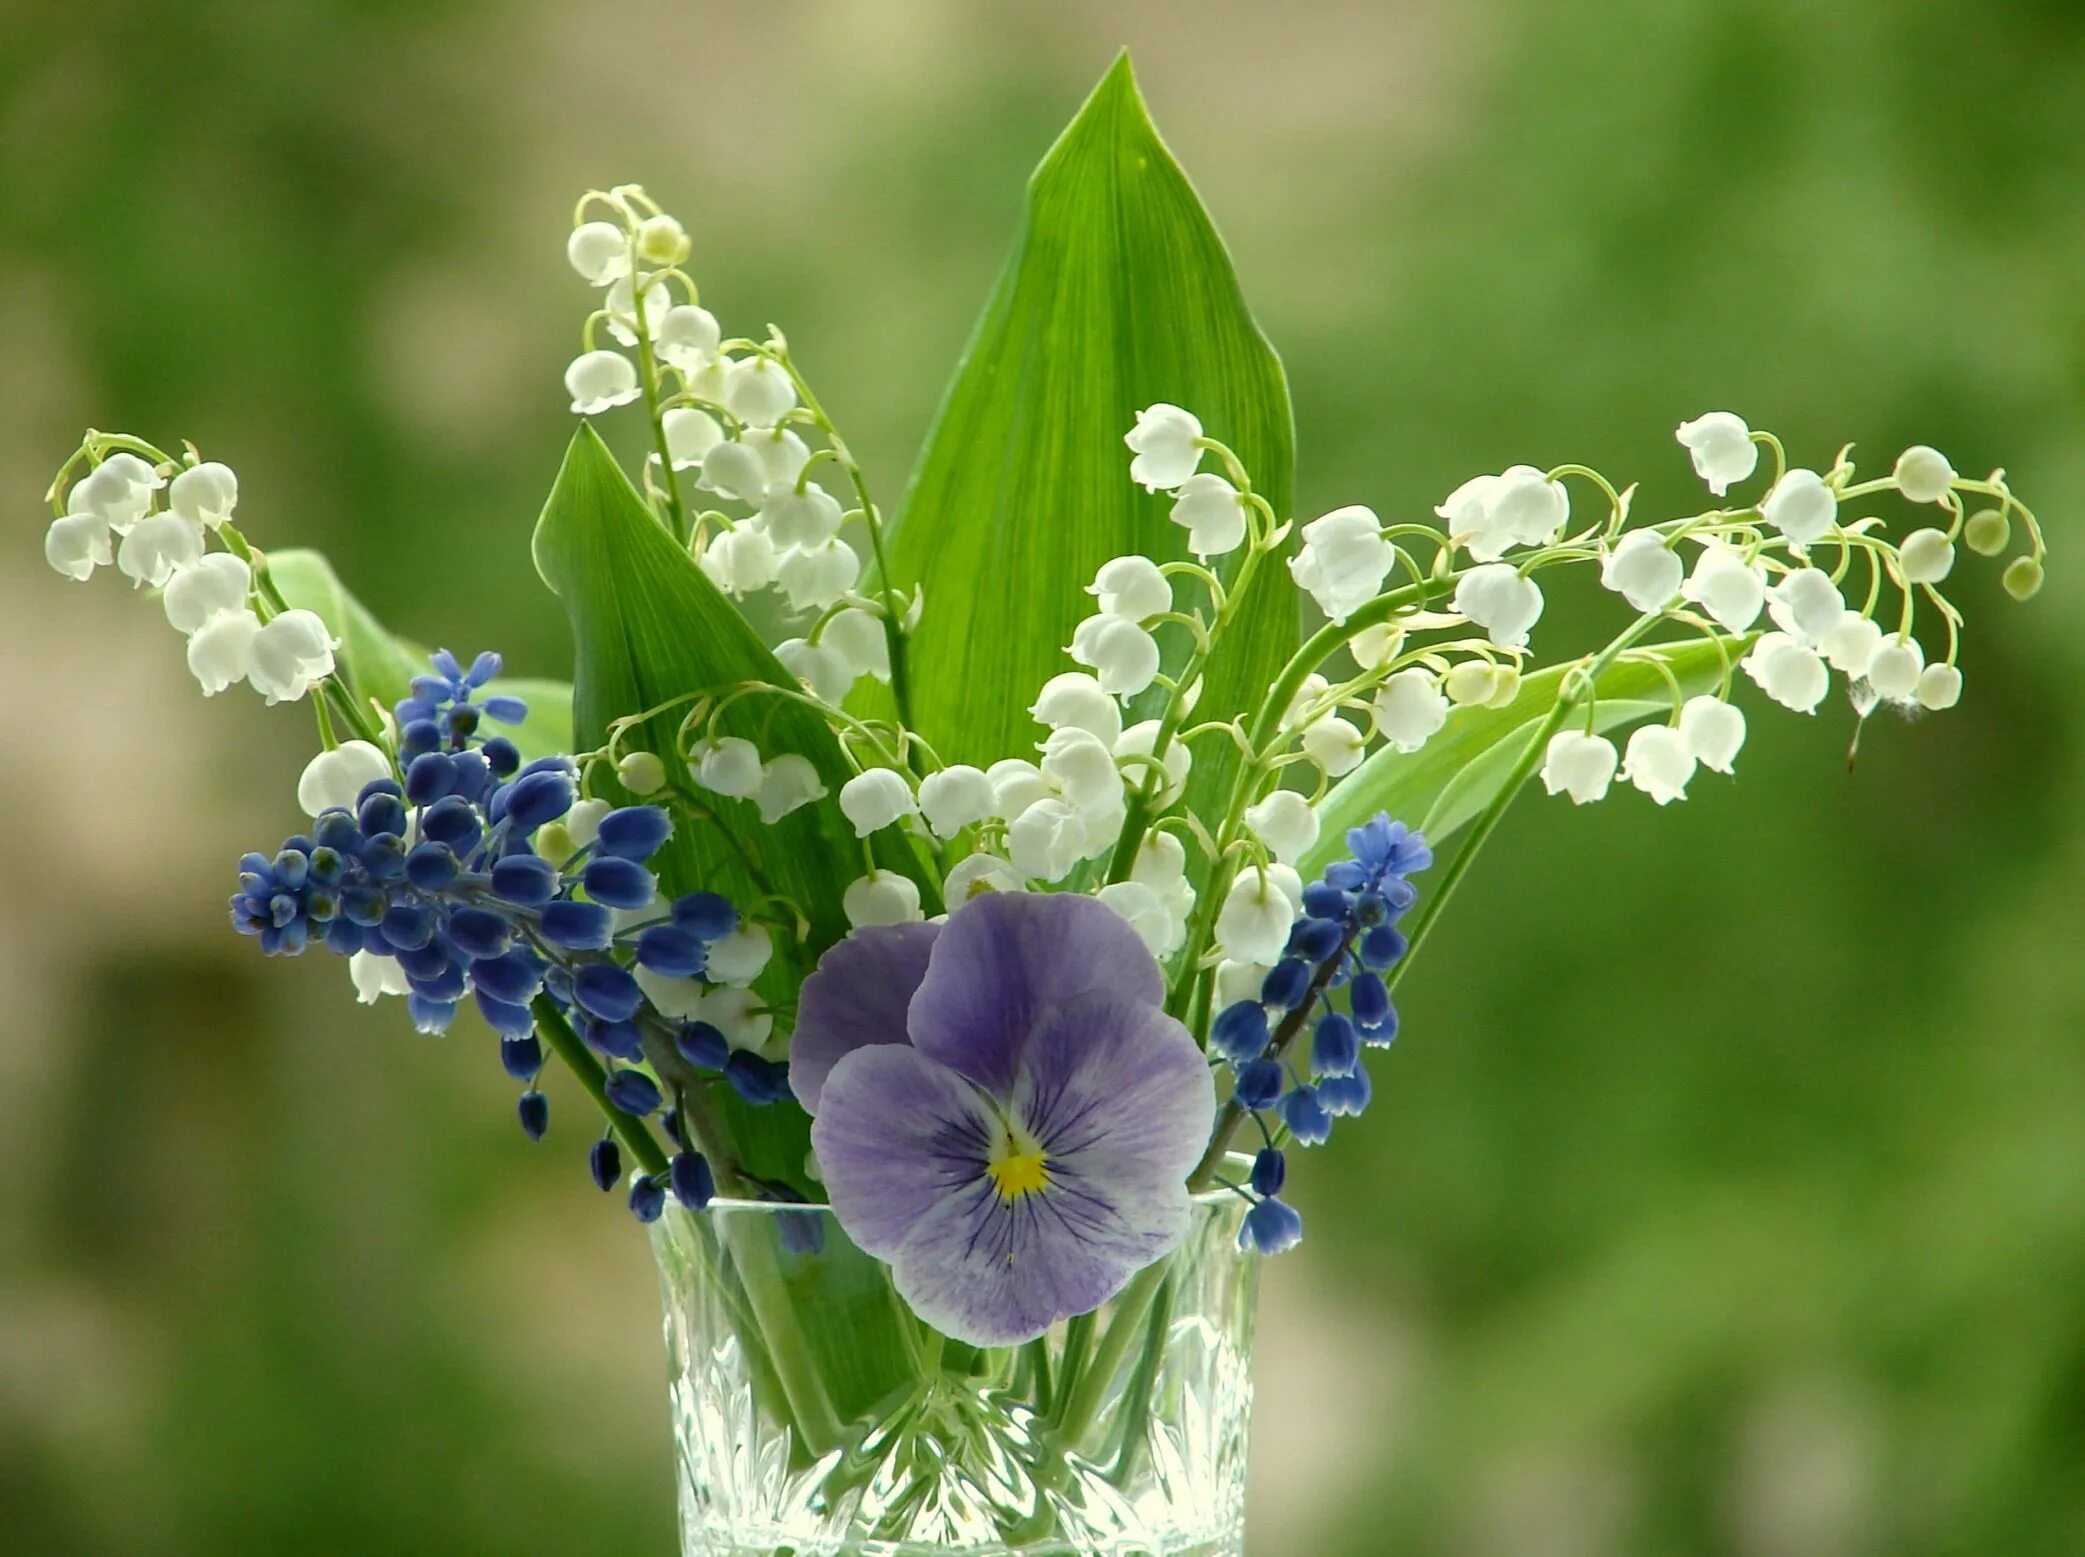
268 548 573 760
874 53 1296 827
1306 640 1742 873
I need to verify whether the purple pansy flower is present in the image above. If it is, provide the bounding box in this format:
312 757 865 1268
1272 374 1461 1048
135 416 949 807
795 892 1214 1347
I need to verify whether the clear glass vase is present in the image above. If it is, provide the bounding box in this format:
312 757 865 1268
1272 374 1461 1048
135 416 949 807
648 1175 1258 1556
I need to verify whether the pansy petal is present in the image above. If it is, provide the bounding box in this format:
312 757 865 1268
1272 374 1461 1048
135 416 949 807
811 1044 998 1258
907 893 1164 1096
1017 989 1215 1189
790 920 940 1114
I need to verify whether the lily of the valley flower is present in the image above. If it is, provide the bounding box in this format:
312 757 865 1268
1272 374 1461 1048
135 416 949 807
1762 468 1838 548
248 610 337 704
1540 729 1618 804
1088 556 1171 620
1677 695 1746 773
1069 613 1161 697
1600 529 1683 613
1676 411 1758 496
565 349 640 415
1621 724 1696 805
297 740 395 817
1766 567 1845 645
1436 466 1568 562
1125 403 1204 492
722 357 798 428
1030 672 1123 743
839 768 918 836
1681 541 1767 633
1866 635 1925 701
1453 563 1544 649
1169 472 1249 556
1243 788 1320 865
1742 632 1830 713
1289 505 1392 624
1372 668 1449 753
1893 445 1956 504
1215 864 1303 964
918 765 996 839
1899 527 1956 584
841 869 923 927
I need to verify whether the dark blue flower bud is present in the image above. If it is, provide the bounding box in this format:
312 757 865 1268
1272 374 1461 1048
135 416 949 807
502 770 575 832
380 902 436 951
356 777 404 808
395 941 451 979
405 840 459 891
323 917 364 954
588 1136 622 1192
273 850 310 889
1362 1001 1399 1047
338 885 387 926
419 795 482 852
488 854 556 907
1233 1059 1285 1111
471 947 544 1006
584 1018 644 1062
1250 1147 1287 1197
597 806 673 861
1323 860 1368 891
1280 1085 1333 1146
604 1068 662 1116
498 1033 543 1079
400 719 442 760
669 1151 715 1211
443 704 480 742
671 892 739 940
1358 923 1407 970
581 856 656 911
1289 917 1344 963
572 962 642 1023
660 1107 682 1146
1261 958 1312 1010
480 992 538 1041
1211 1000 1271 1063
628 1174 666 1223
1312 1013 1359 1078
408 995 456 1034
482 694 528 724
1301 881 1348 920
675 1022 729 1070
637 925 706 979
1319 1059 1372 1117
447 907 512 960
517 1089 549 1140
359 792 408 840
360 833 407 881
480 736 521 778
448 750 491 805
306 846 347 890
1238 1196 1303 1255
724 1051 790 1106
465 650 502 685
409 960 468 1003
405 751 458 805
541 900 613 950
1349 970 1391 1029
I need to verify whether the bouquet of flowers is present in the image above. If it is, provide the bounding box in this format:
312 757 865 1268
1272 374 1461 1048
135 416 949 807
32 57 2047 1557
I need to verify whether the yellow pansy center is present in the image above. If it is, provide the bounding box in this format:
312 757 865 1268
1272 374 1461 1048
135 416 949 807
985 1121 1050 1202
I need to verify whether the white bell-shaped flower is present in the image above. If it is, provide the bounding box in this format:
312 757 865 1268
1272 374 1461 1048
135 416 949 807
1215 867 1301 965
692 736 764 798
604 275 672 348
775 636 854 705
1819 611 1883 677
1915 663 1963 711
1486 465 1570 551
822 608 891 683
698 439 770 502
1893 445 1956 504
662 407 723 469
1762 468 1837 548
1088 555 1171 620
116 512 204 588
1281 673 1330 731
1349 621 1405 671
1029 671 1122 742
745 427 811 486
776 537 861 615
1766 567 1844 646
1453 562 1545 649
186 606 263 695
705 923 773 987
1039 725 1124 814
298 740 394 817
1131 831 1188 890
248 609 337 704
761 482 845 550
349 949 412 1003
656 305 721 375
1681 541 1767 632
1742 632 1830 713
1096 880 1181 959
987 758 1052 819
70 453 162 532
700 524 779 597
1899 527 1955 584
169 462 238 528
163 553 253 634
636 212 689 266
1540 729 1618 804
1301 715 1366 777
1289 505 1391 623
1372 668 1449 753
1243 788 1319 865
1006 797 1087 881
1678 695 1746 773
1600 530 1683 613
944 852 1025 903
1114 720 1190 806
565 798 611 851
1169 471 1249 556
565 349 640 415
1215 958 1273 1009
1124 403 1203 492
567 221 630 285
1075 799 1127 862
1621 724 1696 805
756 754 827 823
722 356 797 428
1069 613 1161 697
918 765 995 838
1675 412 1758 496
637 973 774 1049
44 513 111 580
1865 635 1925 701
838 768 918 836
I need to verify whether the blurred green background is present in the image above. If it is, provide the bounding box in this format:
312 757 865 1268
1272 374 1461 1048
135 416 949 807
3 2 2081 1552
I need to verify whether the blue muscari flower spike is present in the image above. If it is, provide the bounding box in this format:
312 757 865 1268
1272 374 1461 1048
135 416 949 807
1210 811 1429 1259
228 648 784 1217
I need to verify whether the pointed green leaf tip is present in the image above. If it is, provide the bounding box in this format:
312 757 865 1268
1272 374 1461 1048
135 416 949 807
871 53 1297 826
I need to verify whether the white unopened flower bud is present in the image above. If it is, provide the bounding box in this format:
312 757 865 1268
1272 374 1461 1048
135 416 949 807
1349 620 1405 671
1453 563 1545 649
1289 505 1392 623
693 736 763 798
617 750 667 795
565 349 640 415
722 356 797 428
1600 529 1683 613
1678 695 1746 773
1088 555 1171 620
944 852 1025 903
1039 725 1124 813
698 439 769 502
168 462 238 528
706 922 772 987
162 554 253 634
567 220 630 285
1893 445 1956 504
1766 567 1845 646
1096 880 1181 959
1029 671 1123 743
821 608 891 683
1372 668 1449 753
248 609 336 704
761 482 844 550
298 740 393 818
1443 660 1512 707
987 758 1051 819
636 212 689 266
186 606 263 695
662 407 723 469
1742 632 1830 713
839 768 917 836
1762 468 1837 548
1540 729 1619 804
115 512 204 588
656 304 720 374
1243 788 1319 865
2003 556 2044 601
1963 509 2009 557
1898 527 1955 584
1681 542 1767 633
1915 663 1963 711
1675 411 1758 496
44 513 111 580
1819 611 1884 677
776 538 861 615
1069 613 1161 697
918 765 995 838
1124 403 1203 492
1169 471 1249 556
565 799 611 851
1301 715 1366 777
699 524 779 597
1114 720 1190 806
1621 724 1696 805
843 869 922 927
1865 635 1925 701
1215 867 1300 964
775 636 854 705
756 754 827 823
1006 798 1087 881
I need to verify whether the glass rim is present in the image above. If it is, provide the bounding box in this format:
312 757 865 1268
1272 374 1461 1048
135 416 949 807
680 1152 1258 1217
